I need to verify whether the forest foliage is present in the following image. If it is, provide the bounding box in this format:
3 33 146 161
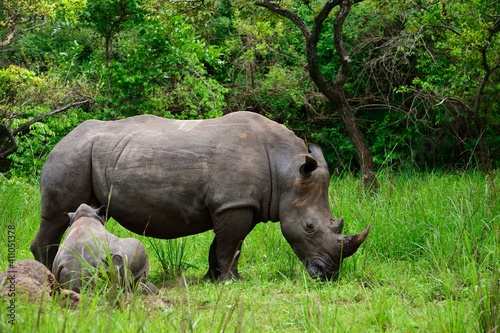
1 0 499 179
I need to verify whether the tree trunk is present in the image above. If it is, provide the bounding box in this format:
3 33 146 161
256 0 378 190
472 40 498 172
105 36 112 108
329 0 377 190
336 95 377 189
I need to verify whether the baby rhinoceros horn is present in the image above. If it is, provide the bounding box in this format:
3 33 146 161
340 225 371 259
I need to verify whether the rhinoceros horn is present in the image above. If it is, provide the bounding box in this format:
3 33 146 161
340 225 371 258
329 217 344 233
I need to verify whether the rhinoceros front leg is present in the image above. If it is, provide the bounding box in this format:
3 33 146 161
205 238 220 281
205 208 255 282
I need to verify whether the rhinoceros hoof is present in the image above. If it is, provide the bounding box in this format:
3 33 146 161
138 281 159 295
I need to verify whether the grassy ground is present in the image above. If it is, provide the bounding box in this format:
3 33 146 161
0 171 499 332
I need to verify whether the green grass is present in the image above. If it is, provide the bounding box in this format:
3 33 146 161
0 171 499 332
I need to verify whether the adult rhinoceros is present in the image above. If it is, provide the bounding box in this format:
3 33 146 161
31 111 370 281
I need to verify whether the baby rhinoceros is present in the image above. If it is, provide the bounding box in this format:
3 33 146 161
52 204 157 294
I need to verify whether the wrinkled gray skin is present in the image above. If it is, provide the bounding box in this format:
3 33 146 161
32 111 370 281
52 204 156 293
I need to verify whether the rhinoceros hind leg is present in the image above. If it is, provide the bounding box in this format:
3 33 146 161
30 216 70 270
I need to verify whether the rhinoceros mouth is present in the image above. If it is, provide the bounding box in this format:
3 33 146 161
306 258 338 281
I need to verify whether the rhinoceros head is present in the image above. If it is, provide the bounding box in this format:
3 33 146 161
65 204 107 226
279 144 370 280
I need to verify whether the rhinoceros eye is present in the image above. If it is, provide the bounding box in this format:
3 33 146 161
304 221 316 233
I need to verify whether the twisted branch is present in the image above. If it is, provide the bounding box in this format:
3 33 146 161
0 100 91 159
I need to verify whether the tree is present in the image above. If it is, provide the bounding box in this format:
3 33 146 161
256 0 377 189
1 0 85 47
80 0 146 64
0 65 92 176
402 0 500 171
0 0 53 46
80 0 146 106
315 0 500 170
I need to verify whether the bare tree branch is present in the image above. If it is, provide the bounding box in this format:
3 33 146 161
333 0 352 89
0 5 48 47
255 0 312 39
12 100 91 136
311 0 340 44
0 123 18 159
0 100 91 159
0 28 17 47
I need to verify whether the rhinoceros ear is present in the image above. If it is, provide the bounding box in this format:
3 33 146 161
96 205 107 224
308 144 328 170
299 155 318 177
65 212 76 225
340 225 371 258
109 254 125 277
111 254 124 270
